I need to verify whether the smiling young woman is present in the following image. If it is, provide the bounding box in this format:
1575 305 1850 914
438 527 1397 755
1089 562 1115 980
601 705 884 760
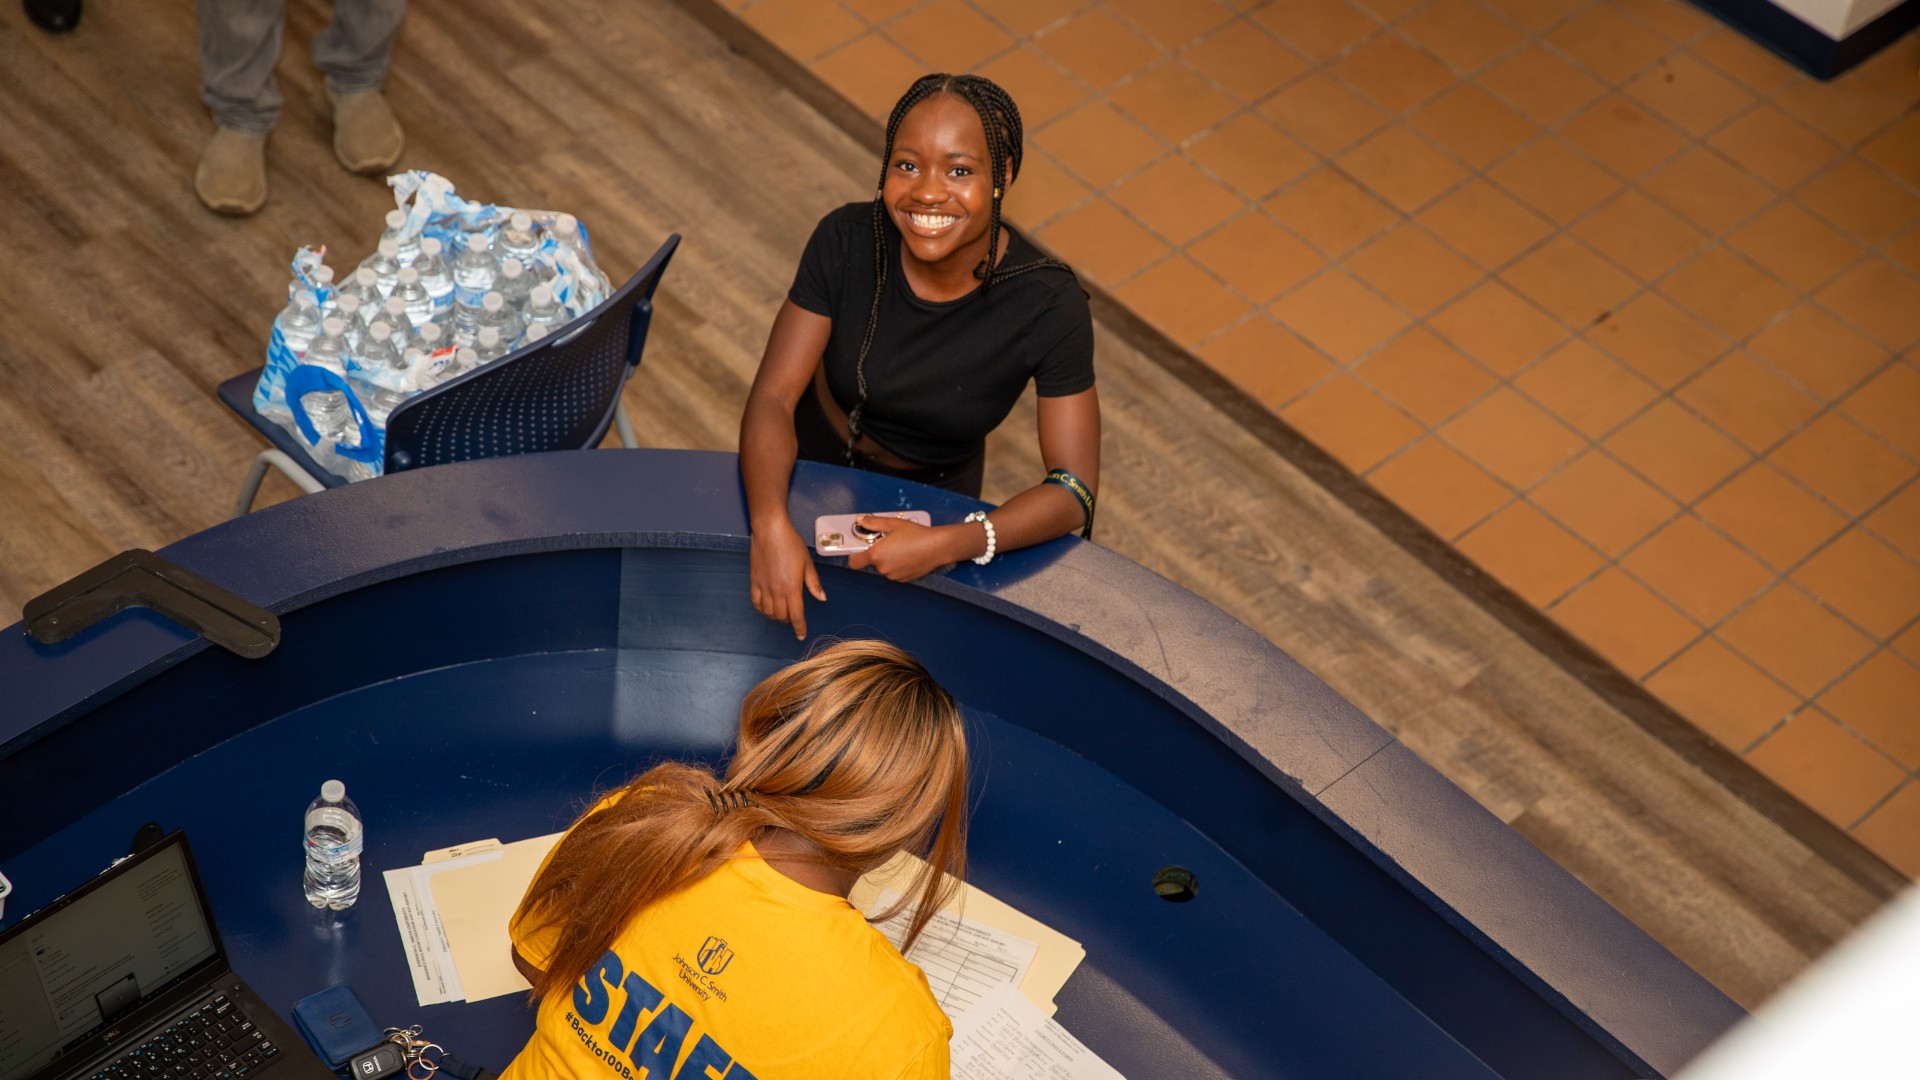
740 74 1102 640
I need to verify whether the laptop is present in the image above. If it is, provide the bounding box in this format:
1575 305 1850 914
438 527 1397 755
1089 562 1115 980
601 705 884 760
0 831 334 1080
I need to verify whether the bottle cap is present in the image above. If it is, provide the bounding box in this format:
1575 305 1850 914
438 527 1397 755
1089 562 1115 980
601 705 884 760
531 283 553 305
314 266 335 285
421 237 442 256
386 209 407 229
458 346 479 367
322 317 346 335
370 321 393 341
378 238 399 258
511 212 532 232
356 267 378 286
501 258 523 278
386 297 407 316
398 267 420 285
479 327 500 346
483 292 504 312
554 213 578 235
321 779 345 803
419 322 443 343
469 232 491 252
338 294 361 315
525 323 549 342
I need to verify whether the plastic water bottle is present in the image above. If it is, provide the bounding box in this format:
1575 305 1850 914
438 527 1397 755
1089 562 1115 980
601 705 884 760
379 209 421 267
415 321 445 359
524 283 565 334
340 267 382 319
500 212 543 267
372 296 413 351
393 266 434 329
363 239 402 296
550 213 584 256
451 346 479 379
290 264 336 306
474 325 510 365
352 323 408 422
334 294 367 353
495 257 535 315
302 780 363 910
451 231 499 304
273 292 322 355
414 238 455 315
523 322 550 347
302 319 356 444
477 291 520 342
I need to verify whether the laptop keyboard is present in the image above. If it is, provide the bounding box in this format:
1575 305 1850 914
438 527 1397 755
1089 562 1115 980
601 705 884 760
92 994 281 1080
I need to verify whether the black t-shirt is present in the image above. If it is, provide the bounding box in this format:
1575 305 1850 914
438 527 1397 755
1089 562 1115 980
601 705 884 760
787 202 1095 468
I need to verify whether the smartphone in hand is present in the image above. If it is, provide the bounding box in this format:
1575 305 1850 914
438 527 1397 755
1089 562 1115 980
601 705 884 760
814 511 932 555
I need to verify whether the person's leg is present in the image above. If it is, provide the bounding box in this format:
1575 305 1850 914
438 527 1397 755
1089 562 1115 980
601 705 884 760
195 0 285 214
313 0 406 174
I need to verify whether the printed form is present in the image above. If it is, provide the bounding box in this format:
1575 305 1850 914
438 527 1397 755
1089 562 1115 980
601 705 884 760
949 983 1126 1079
868 888 1038 1020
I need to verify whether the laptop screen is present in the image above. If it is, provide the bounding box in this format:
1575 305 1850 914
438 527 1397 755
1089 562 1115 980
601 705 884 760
0 837 222 1080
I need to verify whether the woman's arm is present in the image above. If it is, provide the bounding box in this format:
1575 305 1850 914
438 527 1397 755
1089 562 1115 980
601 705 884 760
850 386 1100 580
740 300 835 639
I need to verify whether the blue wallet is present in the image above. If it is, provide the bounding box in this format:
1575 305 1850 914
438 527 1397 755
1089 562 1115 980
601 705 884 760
291 984 385 1073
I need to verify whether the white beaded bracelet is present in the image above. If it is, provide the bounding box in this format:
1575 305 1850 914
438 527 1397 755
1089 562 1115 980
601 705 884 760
964 511 996 565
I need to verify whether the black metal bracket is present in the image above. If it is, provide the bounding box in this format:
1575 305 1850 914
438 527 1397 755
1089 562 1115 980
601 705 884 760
23 549 280 659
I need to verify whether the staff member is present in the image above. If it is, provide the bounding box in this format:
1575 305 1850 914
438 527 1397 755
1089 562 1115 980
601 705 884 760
500 640 969 1080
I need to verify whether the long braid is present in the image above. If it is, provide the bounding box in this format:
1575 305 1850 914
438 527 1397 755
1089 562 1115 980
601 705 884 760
845 74 1076 467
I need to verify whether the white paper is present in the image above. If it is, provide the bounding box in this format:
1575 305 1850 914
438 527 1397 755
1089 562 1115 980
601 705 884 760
868 888 1038 1020
381 849 503 1005
948 983 1126 1079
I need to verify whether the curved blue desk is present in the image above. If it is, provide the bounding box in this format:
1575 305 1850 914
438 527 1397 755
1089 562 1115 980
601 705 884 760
0 450 1740 1078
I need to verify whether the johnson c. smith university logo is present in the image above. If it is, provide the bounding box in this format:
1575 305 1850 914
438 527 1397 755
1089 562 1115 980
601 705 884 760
697 936 733 976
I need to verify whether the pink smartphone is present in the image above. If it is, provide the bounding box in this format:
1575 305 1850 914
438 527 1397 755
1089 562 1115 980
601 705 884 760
813 511 932 555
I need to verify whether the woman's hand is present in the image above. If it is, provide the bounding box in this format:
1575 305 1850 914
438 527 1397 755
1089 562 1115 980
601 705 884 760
751 524 827 640
847 515 976 582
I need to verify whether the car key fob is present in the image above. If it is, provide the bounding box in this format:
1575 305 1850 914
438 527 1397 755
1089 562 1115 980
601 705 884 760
348 1043 406 1080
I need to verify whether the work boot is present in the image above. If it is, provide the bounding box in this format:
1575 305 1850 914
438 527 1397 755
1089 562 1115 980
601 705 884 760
326 85 404 175
194 127 268 216
23 0 81 33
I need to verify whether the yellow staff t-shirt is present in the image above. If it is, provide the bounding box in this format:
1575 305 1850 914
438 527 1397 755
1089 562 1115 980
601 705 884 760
499 839 950 1080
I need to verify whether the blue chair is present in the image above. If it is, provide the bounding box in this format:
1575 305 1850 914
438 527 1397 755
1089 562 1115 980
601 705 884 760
219 233 681 516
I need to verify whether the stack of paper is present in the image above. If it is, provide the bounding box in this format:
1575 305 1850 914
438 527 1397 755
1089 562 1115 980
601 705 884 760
381 832 562 1006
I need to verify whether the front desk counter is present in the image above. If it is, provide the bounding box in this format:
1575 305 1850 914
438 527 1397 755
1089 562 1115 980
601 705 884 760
0 450 1743 1079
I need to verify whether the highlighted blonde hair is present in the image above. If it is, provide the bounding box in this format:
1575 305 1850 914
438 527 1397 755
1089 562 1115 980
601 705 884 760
514 639 969 1001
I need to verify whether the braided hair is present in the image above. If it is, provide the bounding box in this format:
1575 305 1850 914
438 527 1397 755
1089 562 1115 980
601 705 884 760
845 74 1074 466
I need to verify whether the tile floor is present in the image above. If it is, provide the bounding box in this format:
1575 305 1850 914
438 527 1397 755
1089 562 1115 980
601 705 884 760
724 0 1920 876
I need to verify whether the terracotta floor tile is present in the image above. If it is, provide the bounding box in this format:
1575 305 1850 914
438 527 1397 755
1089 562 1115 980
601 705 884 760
1189 210 1324 301
1867 480 1920 561
1002 150 1092 228
1613 0 1716 41
1604 399 1750 502
1114 254 1256 346
1624 514 1774 623
1840 360 1920 460
1821 650 1920 769
1337 126 1470 213
1774 73 1911 149
1259 72 1391 155
1775 411 1916 516
1367 437 1514 538
977 47 1089 130
1179 20 1311 102
1560 95 1690 180
1488 138 1622 224
1819 260 1920 351
1269 270 1410 360
1032 197 1171 284
1794 528 1920 639
1398 0 1525 73
1588 292 1728 389
1726 201 1865 294
1547 4 1675 84
1847 35 1920 103
1479 44 1608 125
1185 115 1317 199
1355 326 1497 424
1418 180 1553 270
1458 501 1606 606
1481 0 1586 33
1897 622 1920 664
1516 339 1659 438
1623 53 1756 138
1696 463 1849 570
885 0 1015 71
1643 147 1774 235
1675 350 1822 452
1280 374 1424 470
1110 155 1247 244
1795 159 1920 245
836 0 919 19
1503 235 1639 327
1331 32 1458 113
1107 0 1239 49
1749 709 1906 827
1533 450 1680 555
1352 0 1428 19
1572 190 1709 282
1035 103 1166 189
969 0 1084 37
1110 61 1240 144
1038 8 1164 89
1707 104 1844 191
1348 224 1483 314
1263 167 1400 257
743 0 866 61
1199 316 1336 409
1689 28 1801 94
1442 387 1587 487
1551 567 1701 678
1428 281 1569 374
1660 247 1797 339
1889 224 1920 279
813 33 929 120
1746 305 1889 401
1251 0 1380 62
1410 84 1540 170
1722 584 1878 696
1855 782 1920 878
1647 637 1800 751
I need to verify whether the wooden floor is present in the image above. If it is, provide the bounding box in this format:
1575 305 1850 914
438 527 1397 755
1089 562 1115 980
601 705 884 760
0 0 1895 1008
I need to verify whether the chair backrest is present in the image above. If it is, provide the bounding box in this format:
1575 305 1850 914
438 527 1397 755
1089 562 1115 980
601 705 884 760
382 234 681 475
